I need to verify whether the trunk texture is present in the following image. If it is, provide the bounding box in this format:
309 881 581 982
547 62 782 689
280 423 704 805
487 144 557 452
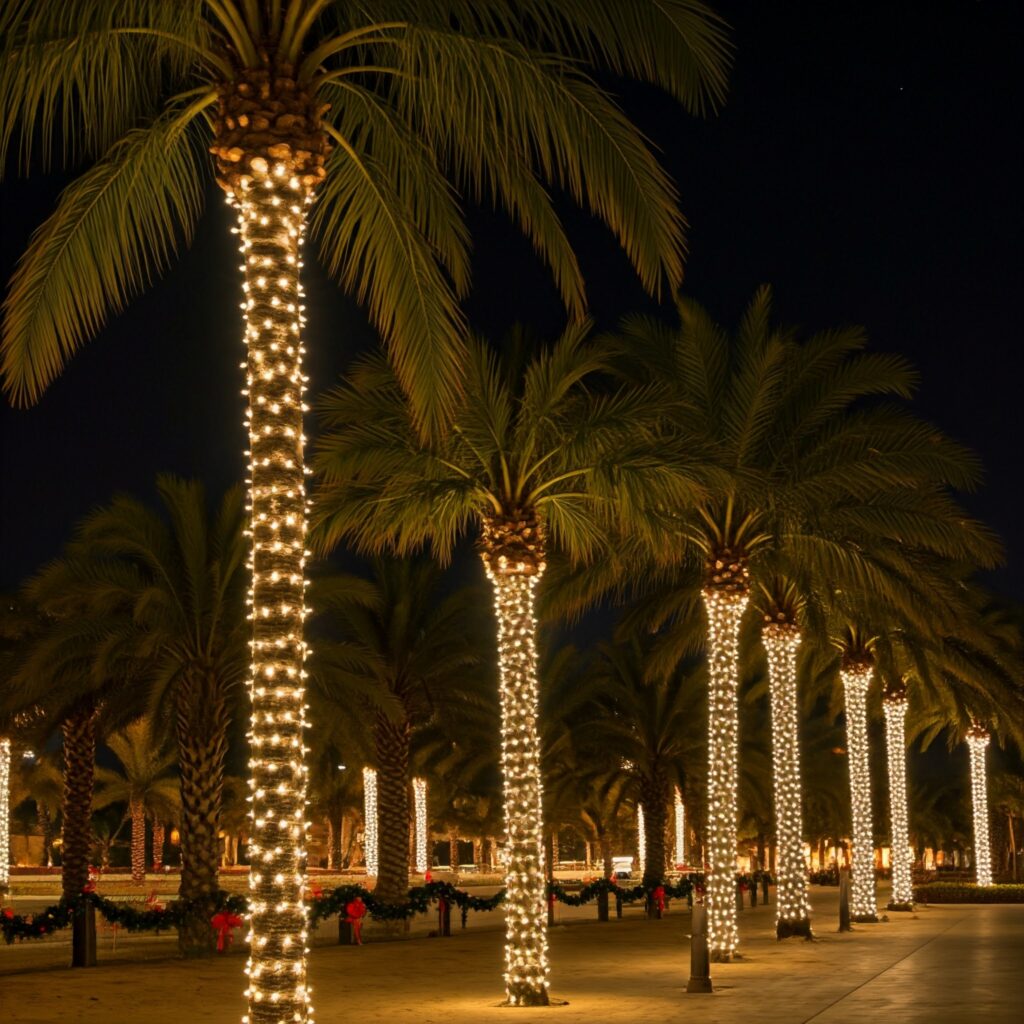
967 726 993 886
129 799 146 884
448 830 460 871
39 805 55 868
640 777 669 890
883 691 914 908
175 678 229 956
0 738 10 888
601 836 613 880
373 713 411 905
763 625 812 937
61 703 98 901
701 587 748 960
482 533 549 1007
152 822 165 872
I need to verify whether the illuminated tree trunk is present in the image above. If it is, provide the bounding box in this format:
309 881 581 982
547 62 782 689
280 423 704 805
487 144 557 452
481 525 550 1007
636 804 646 877
967 725 993 886
841 663 878 921
413 778 429 874
374 714 411 904
674 786 686 868
362 768 378 876
763 624 812 938
129 798 146 885
702 587 748 961
61 700 98 902
882 687 914 909
151 822 165 872
0 737 9 890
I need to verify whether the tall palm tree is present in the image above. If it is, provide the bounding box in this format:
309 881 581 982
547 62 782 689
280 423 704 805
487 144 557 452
309 557 491 906
2 5 730 1015
314 328 707 1003
612 288 1001 955
94 717 180 884
27 477 248 955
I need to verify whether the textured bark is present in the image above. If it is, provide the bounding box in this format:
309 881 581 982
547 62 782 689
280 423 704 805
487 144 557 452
640 776 669 890
373 712 411 905
601 836 613 880
61 702 99 902
129 799 146 884
152 822 165 872
448 830 460 872
39 805 55 867
175 676 229 957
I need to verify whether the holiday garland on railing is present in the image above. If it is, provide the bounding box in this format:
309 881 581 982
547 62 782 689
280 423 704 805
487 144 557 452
4 873 759 944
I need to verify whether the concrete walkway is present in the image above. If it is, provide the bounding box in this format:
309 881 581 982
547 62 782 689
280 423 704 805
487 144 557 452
1 901 1020 1023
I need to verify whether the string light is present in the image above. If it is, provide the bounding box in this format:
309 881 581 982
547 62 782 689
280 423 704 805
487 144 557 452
482 549 550 1007
763 624 812 937
637 803 646 877
841 663 878 922
0 738 10 890
674 787 685 867
702 588 749 961
413 778 428 875
227 154 314 1024
966 723 993 887
362 768 378 877
882 687 914 909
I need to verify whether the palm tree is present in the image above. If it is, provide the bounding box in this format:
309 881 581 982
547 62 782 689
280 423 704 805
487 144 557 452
27 477 248 955
314 327 706 1003
94 718 180 884
2 3 730 1011
309 557 491 906
611 288 1001 955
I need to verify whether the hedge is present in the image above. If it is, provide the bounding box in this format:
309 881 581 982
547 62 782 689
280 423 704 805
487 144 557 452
913 883 1024 904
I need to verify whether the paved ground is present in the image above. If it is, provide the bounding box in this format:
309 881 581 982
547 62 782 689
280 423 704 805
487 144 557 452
2 897 1021 1023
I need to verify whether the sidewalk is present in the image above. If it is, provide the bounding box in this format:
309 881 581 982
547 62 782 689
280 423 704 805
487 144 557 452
1 899 1021 1023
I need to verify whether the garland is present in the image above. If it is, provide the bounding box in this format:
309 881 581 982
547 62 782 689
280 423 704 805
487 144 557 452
4 872 754 943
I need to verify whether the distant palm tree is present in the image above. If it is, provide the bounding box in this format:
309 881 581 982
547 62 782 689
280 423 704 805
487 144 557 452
315 328 707 1002
95 718 180 884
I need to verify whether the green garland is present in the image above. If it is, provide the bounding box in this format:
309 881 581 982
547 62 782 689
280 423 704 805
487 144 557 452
2 873 724 944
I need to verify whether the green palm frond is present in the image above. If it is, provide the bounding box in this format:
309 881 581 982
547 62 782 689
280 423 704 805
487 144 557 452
1 106 208 405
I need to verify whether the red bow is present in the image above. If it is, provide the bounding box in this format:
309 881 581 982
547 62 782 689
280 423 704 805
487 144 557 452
2 908 13 919
145 891 164 911
345 898 367 945
210 911 244 952
653 886 666 912
424 870 432 883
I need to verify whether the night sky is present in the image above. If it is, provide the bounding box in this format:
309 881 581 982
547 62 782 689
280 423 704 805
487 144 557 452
2 0 1022 608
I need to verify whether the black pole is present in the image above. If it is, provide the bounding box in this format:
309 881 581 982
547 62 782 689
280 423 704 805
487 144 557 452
686 904 713 993
71 902 97 968
838 871 852 933
597 889 609 922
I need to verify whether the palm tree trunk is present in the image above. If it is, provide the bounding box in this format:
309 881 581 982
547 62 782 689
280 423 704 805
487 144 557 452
481 552 549 1006
966 726 993 886
1009 815 1018 882
448 829 459 872
883 691 914 909
175 681 228 957
701 587 749 961
763 625 812 938
373 712 411 905
152 822 165 872
601 836 613 880
0 737 10 890
61 701 98 902
129 798 146 885
39 804 55 868
841 664 878 921
640 778 669 890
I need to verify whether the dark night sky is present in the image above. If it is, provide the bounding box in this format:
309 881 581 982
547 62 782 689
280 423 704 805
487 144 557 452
2 0 1022 605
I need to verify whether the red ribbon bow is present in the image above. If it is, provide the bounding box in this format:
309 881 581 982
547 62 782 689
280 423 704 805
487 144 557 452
2 908 13 920
345 898 367 945
653 886 666 912
210 911 243 952
145 891 164 911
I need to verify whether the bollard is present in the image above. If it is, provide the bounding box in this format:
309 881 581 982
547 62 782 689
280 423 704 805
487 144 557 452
750 878 758 907
547 894 556 928
597 890 609 922
761 874 770 905
71 902 97 968
615 892 623 919
838 871 852 933
338 918 357 945
735 881 744 914
438 898 452 937
686 905 713 993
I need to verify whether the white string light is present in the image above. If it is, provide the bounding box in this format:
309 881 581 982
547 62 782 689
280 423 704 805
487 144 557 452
841 663 878 921
413 777 428 875
966 724 993 887
362 768 378 877
482 555 550 1007
702 588 749 961
227 153 314 1024
674 787 685 867
882 688 914 908
763 624 812 937
637 803 646 877
0 738 10 890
